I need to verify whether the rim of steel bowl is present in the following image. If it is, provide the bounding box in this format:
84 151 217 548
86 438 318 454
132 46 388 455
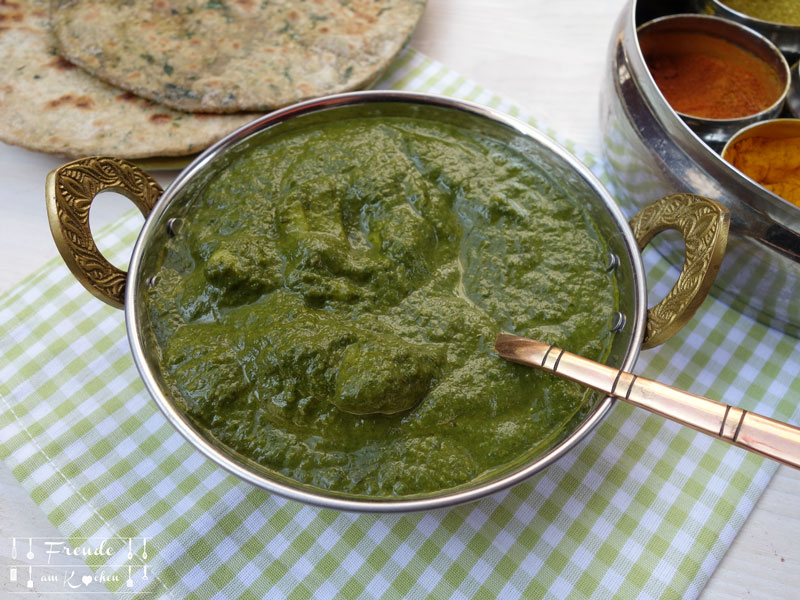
125 90 648 512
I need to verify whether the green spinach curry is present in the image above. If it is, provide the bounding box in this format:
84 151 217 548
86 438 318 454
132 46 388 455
146 116 617 496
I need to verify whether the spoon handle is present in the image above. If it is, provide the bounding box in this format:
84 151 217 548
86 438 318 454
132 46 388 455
495 334 800 470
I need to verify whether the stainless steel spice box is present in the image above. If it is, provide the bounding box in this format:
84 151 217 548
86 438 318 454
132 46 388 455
602 0 800 335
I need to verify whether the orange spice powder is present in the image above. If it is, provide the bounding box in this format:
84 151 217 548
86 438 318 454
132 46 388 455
725 135 800 206
640 31 784 119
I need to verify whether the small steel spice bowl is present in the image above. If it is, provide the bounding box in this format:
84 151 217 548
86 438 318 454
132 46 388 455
637 13 790 150
46 91 729 511
694 0 800 63
721 118 800 209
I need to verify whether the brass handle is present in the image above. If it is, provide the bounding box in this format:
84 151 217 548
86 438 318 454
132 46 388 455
495 335 800 470
46 156 163 309
630 193 729 349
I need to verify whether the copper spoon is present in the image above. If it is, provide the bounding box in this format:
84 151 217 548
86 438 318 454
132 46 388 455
495 334 800 470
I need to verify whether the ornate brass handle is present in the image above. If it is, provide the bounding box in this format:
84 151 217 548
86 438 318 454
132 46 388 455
46 156 163 309
496 335 800 471
630 194 730 349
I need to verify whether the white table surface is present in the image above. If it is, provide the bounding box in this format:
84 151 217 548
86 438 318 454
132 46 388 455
1 1 798 598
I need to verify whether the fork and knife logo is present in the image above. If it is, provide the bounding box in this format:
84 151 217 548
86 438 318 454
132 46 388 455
9 538 34 589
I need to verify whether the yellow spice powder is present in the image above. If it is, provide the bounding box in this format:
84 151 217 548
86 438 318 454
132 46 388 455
722 0 800 26
726 136 800 206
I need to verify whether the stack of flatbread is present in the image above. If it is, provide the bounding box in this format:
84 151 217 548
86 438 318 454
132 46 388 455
0 0 426 158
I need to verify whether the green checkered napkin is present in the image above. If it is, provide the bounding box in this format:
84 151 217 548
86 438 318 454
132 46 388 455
2 49 800 599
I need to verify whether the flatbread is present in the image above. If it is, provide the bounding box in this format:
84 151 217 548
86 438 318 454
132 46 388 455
0 0 256 158
50 0 427 113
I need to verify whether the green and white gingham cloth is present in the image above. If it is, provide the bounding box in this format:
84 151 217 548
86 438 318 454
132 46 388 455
2 49 800 600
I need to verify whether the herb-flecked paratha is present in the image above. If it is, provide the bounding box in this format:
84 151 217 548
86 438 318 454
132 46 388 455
0 0 257 158
50 0 427 113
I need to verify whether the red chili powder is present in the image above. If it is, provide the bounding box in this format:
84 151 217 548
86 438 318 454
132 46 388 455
640 30 784 120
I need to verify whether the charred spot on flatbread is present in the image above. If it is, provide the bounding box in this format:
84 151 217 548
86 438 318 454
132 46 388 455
46 55 76 70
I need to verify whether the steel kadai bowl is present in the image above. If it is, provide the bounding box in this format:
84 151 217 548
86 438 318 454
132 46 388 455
47 91 729 512
602 0 800 336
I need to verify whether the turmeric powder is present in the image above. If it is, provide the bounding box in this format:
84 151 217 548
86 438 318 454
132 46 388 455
725 136 800 206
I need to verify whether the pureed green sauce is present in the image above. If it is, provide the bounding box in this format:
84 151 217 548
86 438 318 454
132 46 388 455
146 116 618 496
